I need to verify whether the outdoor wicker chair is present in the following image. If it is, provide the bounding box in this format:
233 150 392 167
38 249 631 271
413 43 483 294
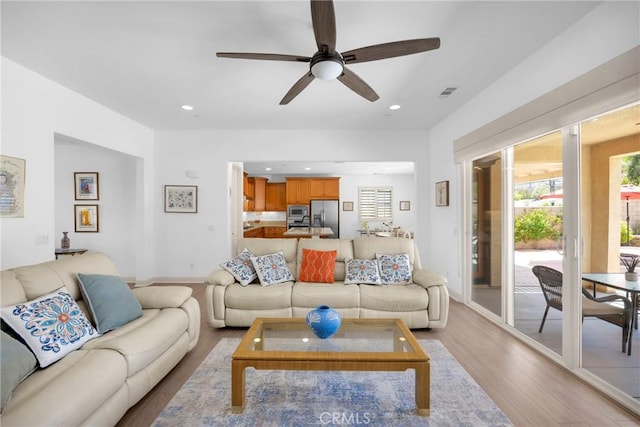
532 265 633 354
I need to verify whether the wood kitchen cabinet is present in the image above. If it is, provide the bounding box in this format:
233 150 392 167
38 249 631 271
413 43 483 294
252 177 267 211
263 226 286 238
309 177 340 199
266 183 287 211
243 227 264 238
286 178 310 204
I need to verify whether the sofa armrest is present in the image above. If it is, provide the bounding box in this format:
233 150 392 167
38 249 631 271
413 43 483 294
132 286 192 309
412 268 447 289
205 269 235 286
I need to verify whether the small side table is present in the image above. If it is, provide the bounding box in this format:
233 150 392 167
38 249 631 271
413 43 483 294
55 248 88 259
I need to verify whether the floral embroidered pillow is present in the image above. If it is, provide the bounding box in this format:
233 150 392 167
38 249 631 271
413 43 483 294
250 251 294 286
298 248 337 283
0 287 100 367
220 248 258 286
376 253 412 285
344 258 382 285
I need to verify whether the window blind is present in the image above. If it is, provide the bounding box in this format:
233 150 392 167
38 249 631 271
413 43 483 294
359 187 393 222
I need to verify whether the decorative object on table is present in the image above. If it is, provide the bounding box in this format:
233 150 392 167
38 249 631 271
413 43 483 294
620 255 639 281
0 154 26 218
74 172 99 200
399 200 411 211
61 232 70 249
164 185 198 213
74 204 99 232
305 305 342 339
342 201 353 211
435 180 449 206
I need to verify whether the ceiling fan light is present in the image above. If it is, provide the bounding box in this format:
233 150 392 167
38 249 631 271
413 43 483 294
311 59 343 80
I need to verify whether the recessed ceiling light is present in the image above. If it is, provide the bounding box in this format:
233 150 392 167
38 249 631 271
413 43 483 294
389 104 401 110
305 167 311 171
265 167 272 171
181 105 194 111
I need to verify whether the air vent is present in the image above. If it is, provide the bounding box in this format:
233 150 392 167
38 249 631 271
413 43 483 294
439 87 457 97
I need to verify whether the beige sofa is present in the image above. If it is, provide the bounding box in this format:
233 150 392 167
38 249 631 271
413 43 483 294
205 237 449 329
0 252 200 427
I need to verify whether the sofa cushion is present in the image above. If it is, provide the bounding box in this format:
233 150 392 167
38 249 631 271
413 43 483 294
344 258 382 285
292 282 360 309
0 287 100 367
250 251 294 286
352 237 419 269
376 253 412 285
219 248 257 286
360 283 429 312
225 282 293 310
298 249 337 283
77 273 143 334
1 330 37 411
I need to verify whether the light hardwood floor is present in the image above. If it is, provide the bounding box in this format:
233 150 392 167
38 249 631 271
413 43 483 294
117 284 640 426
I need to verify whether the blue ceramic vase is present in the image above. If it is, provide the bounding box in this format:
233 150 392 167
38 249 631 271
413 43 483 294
305 305 342 339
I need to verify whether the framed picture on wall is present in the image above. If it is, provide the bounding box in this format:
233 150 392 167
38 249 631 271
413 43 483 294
75 204 99 232
399 201 411 211
343 201 354 211
164 185 198 213
0 154 26 217
74 172 99 200
435 181 449 207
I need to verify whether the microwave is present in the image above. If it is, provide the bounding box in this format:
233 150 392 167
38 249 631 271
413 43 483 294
287 204 308 219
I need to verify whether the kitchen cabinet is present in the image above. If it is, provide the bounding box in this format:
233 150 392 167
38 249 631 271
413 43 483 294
309 178 340 199
252 177 267 211
266 183 287 211
286 178 310 204
243 227 263 238
263 226 286 238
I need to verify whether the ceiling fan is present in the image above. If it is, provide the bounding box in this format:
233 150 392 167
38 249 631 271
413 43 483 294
217 0 440 105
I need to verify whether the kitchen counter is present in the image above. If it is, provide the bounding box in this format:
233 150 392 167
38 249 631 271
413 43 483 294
283 227 334 238
243 221 286 231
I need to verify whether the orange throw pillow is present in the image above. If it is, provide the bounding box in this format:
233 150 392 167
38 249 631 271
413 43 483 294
298 248 337 283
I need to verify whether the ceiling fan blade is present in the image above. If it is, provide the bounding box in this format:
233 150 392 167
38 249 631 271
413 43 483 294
337 67 379 102
342 38 440 64
217 52 311 62
280 72 316 105
310 0 336 53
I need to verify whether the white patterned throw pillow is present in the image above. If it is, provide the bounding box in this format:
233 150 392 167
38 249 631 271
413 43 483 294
376 253 412 285
220 248 258 286
250 251 294 286
0 287 100 367
344 258 382 285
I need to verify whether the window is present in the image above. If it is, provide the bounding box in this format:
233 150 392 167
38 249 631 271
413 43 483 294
358 187 393 222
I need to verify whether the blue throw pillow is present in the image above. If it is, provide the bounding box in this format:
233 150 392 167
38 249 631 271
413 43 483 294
250 251 294 286
220 248 258 286
0 330 37 411
77 273 142 334
376 253 412 285
344 258 382 285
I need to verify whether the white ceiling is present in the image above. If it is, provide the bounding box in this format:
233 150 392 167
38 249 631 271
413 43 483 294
2 1 601 133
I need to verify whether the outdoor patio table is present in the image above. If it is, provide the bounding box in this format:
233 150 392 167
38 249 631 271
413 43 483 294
582 273 639 355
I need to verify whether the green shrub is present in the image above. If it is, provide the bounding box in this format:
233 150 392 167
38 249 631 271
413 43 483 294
514 209 562 243
621 221 630 244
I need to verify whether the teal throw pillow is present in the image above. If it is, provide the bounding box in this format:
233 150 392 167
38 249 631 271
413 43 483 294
77 273 142 334
1 330 37 411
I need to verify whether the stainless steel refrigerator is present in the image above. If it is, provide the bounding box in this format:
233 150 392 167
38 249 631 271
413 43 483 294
310 200 339 239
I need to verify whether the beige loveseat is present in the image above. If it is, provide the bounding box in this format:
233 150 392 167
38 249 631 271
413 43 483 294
205 237 449 329
0 252 200 427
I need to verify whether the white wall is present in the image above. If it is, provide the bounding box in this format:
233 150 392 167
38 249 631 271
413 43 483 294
54 137 137 276
425 2 640 298
1 58 154 277
152 130 427 279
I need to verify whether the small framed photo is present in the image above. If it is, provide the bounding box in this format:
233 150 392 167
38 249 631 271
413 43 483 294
436 181 449 207
165 185 198 213
74 172 99 200
399 201 411 211
75 204 99 232
0 154 26 218
343 201 354 212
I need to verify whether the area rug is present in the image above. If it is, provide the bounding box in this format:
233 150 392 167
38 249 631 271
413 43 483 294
153 338 512 426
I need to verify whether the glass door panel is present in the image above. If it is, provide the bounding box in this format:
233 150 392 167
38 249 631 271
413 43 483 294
513 131 564 355
472 152 503 316
580 103 640 399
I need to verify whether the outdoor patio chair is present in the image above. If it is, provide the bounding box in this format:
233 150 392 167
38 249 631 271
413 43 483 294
532 265 633 354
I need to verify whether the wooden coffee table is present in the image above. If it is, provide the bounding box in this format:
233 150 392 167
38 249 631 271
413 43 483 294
231 317 430 416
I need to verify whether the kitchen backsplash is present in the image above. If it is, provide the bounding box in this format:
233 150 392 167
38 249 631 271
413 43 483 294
243 211 286 221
